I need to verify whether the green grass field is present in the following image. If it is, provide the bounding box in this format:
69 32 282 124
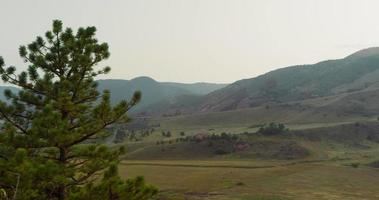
118 119 379 199
119 160 379 200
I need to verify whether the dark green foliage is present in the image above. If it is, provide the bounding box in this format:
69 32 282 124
235 182 245 186
0 20 157 199
258 123 288 136
174 133 239 144
214 149 228 155
350 162 360 168
166 131 171 137
161 131 171 137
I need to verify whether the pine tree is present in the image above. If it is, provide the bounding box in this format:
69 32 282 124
0 20 157 199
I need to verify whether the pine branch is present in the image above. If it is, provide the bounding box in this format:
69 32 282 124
3 72 47 96
66 104 132 147
0 108 27 134
73 94 99 105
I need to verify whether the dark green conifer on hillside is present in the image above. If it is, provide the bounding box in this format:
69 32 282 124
0 20 157 199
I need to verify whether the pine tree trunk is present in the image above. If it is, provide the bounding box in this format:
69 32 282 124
58 147 67 200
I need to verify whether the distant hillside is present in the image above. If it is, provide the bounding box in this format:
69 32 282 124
154 47 379 115
4 47 379 118
0 78 226 112
97 77 227 112
152 86 379 129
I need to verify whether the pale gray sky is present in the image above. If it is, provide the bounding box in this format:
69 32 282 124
1 0 379 83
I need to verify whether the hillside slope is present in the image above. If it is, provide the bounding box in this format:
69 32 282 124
97 77 227 112
0 77 226 113
149 47 379 115
151 86 379 130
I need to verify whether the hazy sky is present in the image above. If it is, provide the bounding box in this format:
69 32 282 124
1 0 379 83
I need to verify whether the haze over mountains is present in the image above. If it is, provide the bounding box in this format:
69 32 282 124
0 77 227 112
146 47 379 116
2 47 379 118
96 77 227 112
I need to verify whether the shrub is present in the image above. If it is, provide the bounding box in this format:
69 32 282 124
235 182 245 186
214 149 228 155
351 162 360 168
258 123 288 136
166 131 172 137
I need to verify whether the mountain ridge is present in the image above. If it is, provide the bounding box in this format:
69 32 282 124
143 47 379 116
2 47 379 117
96 77 227 112
0 77 227 113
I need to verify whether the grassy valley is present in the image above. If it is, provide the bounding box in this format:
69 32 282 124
115 120 379 199
3 3 379 200
106 48 379 199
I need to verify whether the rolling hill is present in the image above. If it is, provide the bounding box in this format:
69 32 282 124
96 76 227 112
0 77 227 113
3 47 379 118
147 47 379 116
